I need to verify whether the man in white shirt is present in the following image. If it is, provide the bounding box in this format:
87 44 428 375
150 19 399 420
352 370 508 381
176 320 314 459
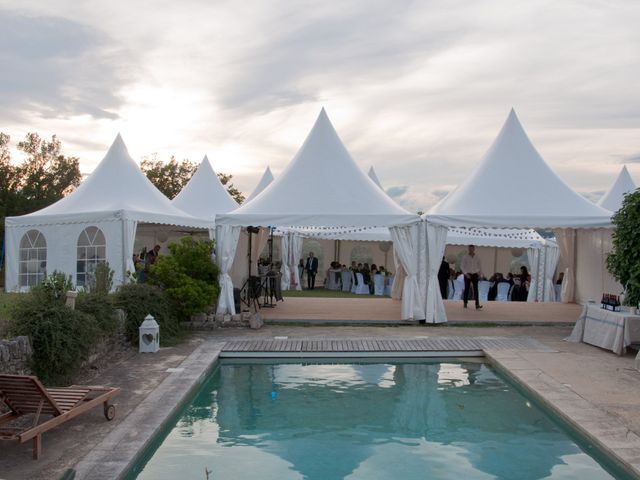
461 244 483 309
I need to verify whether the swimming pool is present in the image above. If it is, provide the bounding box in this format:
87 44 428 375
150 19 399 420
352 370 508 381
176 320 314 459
126 360 632 479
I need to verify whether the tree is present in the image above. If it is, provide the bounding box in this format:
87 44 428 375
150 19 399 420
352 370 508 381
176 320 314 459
141 155 245 203
140 155 197 199
607 189 640 306
0 133 81 258
217 172 245 204
15 133 82 214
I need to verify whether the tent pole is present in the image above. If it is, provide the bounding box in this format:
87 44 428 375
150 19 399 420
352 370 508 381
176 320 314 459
493 248 498 275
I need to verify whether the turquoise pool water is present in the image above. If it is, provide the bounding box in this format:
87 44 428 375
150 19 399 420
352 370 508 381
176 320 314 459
126 360 631 479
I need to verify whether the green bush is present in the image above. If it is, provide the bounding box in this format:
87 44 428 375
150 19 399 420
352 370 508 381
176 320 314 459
149 237 219 320
7 271 120 384
76 291 119 334
607 189 640 306
91 261 114 295
9 297 99 385
113 283 179 345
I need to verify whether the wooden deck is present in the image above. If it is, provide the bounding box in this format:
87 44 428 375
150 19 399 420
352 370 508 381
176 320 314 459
258 296 582 324
221 336 555 357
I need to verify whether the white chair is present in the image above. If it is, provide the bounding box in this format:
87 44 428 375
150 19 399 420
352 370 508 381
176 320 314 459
373 274 385 296
326 270 339 290
452 279 464 300
447 279 455 299
355 273 369 295
496 282 511 302
477 280 491 302
341 271 352 292
384 275 394 296
350 271 357 294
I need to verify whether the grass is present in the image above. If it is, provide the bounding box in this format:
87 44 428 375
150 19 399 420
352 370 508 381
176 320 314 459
282 288 389 299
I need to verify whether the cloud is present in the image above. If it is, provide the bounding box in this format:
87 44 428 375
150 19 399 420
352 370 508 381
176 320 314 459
622 153 640 163
0 9 135 121
431 189 450 200
385 185 408 198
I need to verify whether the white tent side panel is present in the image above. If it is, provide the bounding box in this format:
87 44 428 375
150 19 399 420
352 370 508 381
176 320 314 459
575 229 621 304
5 220 126 292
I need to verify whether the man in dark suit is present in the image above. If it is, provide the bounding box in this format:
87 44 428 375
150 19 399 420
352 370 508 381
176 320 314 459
305 252 319 289
438 256 450 299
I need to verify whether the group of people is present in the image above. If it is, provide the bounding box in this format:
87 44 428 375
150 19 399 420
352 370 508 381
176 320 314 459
438 245 533 308
132 244 161 283
297 252 392 293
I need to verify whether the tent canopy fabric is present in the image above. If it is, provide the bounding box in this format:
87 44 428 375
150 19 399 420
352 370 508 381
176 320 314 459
425 110 613 229
215 109 419 228
244 166 274 203
6 135 213 229
172 155 238 220
368 166 383 189
597 165 636 212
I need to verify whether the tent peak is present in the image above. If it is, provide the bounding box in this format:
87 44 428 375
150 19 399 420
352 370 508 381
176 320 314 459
597 165 637 211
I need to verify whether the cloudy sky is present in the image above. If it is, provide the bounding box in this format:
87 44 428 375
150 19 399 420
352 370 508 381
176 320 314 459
1 0 639 212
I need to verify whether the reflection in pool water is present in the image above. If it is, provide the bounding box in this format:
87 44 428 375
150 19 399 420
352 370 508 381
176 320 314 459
128 361 627 480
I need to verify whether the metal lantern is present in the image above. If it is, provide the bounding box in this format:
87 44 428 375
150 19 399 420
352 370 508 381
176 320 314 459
139 314 160 353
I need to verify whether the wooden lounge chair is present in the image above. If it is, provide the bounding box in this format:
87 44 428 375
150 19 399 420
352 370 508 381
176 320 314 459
0 374 120 459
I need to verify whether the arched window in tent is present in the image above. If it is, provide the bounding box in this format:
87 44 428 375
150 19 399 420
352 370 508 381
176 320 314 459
19 230 47 287
77 226 107 288
301 239 323 273
350 245 373 267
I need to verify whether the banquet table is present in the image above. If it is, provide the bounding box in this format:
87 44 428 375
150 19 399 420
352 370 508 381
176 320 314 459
566 304 640 355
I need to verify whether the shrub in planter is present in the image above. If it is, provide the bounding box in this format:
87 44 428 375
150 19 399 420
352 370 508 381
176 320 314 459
149 237 219 320
113 283 178 345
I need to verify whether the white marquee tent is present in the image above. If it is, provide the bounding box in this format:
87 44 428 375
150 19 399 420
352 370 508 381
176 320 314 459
215 109 422 319
423 109 613 323
575 166 637 303
172 155 238 221
244 166 275 203
4 135 213 291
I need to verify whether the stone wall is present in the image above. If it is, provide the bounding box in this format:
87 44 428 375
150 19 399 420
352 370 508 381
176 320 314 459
0 336 32 375
184 312 263 329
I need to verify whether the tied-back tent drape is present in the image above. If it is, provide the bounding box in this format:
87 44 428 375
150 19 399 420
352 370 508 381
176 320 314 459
424 109 613 323
214 109 422 318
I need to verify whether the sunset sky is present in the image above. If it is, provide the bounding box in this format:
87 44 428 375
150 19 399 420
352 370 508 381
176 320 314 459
1 0 639 212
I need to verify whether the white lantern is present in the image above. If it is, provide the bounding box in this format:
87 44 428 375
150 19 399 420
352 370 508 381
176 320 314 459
139 314 160 353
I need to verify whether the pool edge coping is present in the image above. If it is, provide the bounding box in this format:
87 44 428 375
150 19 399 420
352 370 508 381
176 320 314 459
485 350 640 479
72 339 640 480
72 339 225 480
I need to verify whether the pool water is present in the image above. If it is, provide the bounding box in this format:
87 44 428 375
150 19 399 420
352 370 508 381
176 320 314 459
127 360 631 480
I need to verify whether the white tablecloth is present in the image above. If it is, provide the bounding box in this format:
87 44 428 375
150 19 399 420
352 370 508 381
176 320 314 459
566 304 640 355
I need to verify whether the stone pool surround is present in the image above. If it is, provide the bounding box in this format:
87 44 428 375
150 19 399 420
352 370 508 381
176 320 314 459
72 336 640 480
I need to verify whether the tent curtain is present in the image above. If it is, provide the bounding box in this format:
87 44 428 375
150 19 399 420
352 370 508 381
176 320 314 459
554 228 576 302
122 219 138 284
542 244 561 301
425 223 448 323
391 248 405 300
290 233 303 291
526 247 540 302
390 223 425 320
216 225 241 314
250 227 270 276
280 233 291 290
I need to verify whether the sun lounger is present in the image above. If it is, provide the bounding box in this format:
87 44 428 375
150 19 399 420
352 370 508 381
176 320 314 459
0 374 120 459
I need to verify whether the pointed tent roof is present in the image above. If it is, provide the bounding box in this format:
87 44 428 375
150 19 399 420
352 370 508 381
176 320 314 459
216 109 418 227
172 155 238 220
6 134 213 228
368 166 383 189
597 166 636 212
426 109 613 228
244 166 274 203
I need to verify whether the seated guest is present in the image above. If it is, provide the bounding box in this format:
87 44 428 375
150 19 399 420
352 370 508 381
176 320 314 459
362 263 372 291
371 264 378 275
